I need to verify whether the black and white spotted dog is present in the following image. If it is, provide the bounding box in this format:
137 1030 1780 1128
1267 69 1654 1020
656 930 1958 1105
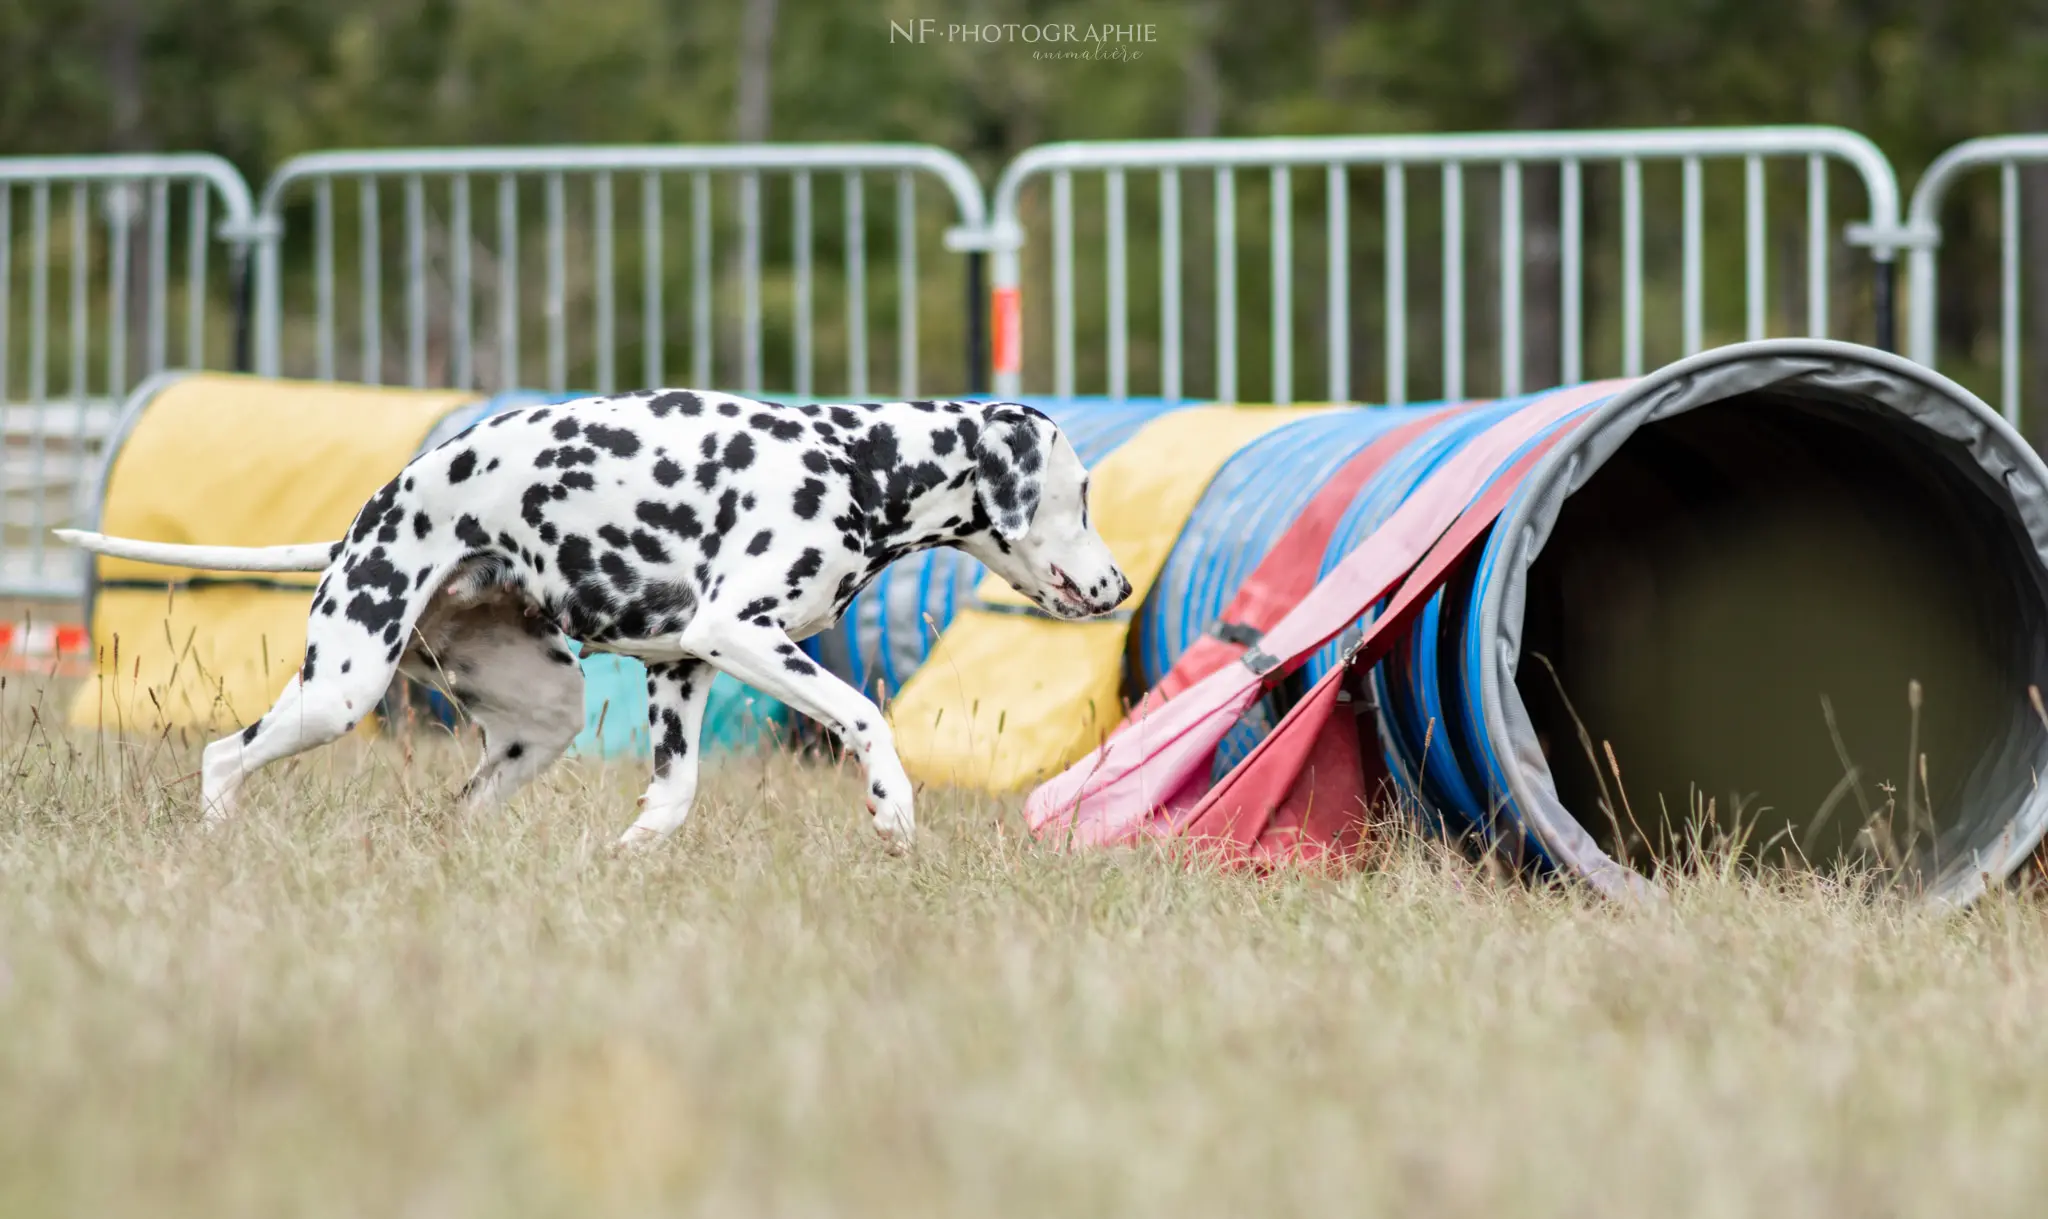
58 391 1131 849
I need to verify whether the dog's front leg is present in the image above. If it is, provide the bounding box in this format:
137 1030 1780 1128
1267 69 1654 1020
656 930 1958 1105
672 616 916 850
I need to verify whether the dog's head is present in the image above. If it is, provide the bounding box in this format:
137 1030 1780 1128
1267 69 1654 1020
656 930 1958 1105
961 403 1131 621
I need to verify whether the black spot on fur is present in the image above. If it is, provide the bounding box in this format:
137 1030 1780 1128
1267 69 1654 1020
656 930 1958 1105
746 530 773 556
506 742 525 760
722 433 755 471
559 470 596 491
648 390 703 418
628 530 670 564
717 401 740 417
695 462 721 491
242 718 262 744
736 595 779 619
802 449 830 474
455 515 490 548
599 550 639 591
782 655 818 676
552 417 581 440
411 512 433 540
584 423 640 457
714 489 739 537
653 458 683 487
556 535 597 584
786 547 824 586
793 479 826 519
598 524 631 549
447 449 478 483
636 500 702 540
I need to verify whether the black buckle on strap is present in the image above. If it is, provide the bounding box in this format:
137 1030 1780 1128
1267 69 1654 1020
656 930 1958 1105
1207 619 1264 648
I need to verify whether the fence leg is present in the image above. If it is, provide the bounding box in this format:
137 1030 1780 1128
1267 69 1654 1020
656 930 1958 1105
231 249 254 373
1873 258 1897 353
966 250 987 396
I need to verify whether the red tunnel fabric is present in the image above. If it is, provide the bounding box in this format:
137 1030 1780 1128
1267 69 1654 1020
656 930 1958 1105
1025 380 1632 852
1123 403 1472 726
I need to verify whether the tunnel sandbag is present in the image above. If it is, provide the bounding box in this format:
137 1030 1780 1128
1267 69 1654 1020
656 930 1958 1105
804 395 1197 699
890 404 1333 792
69 372 481 735
1463 341 2048 904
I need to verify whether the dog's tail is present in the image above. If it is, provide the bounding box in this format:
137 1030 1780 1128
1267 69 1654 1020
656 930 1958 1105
53 528 339 572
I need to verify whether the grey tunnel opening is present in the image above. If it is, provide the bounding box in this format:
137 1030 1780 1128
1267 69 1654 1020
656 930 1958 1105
1514 388 2048 885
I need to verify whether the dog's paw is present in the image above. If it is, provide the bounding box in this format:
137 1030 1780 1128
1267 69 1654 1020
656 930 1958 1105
613 824 666 852
865 780 916 855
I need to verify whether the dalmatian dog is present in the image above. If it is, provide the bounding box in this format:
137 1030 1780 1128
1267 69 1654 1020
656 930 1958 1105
57 392 1131 850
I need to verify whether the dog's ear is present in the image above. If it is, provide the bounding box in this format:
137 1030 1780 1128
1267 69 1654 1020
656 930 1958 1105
974 402 1051 543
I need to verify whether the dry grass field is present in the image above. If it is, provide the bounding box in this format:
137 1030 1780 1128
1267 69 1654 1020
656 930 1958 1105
6 672 2048 1218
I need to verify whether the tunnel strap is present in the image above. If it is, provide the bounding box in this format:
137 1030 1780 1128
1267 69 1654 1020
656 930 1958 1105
1125 403 1473 724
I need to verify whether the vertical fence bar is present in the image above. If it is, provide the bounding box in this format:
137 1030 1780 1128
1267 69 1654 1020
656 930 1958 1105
1052 168 1074 400
1160 169 1181 402
743 172 764 395
1682 157 1703 356
1500 161 1522 397
359 178 381 384
896 171 916 399
452 174 473 390
1215 168 1237 402
108 186 131 396
146 180 167 376
70 184 89 525
1326 165 1348 403
546 171 566 393
1 187 11 405
691 172 710 390
593 171 614 394
1559 159 1581 386
0 187 7 516
841 171 864 399
187 183 207 369
1806 154 1828 339
1744 154 1765 341
497 174 518 391
29 184 49 410
314 177 334 379
1622 157 1643 377
1443 163 1464 401
1271 166 1293 404
2002 160 2021 426
63 186 86 554
404 174 426 386
1107 169 1128 401
643 172 663 389
1384 163 1406 405
793 171 813 397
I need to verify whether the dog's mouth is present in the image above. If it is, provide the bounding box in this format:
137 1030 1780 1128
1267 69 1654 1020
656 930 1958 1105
1041 566 1094 619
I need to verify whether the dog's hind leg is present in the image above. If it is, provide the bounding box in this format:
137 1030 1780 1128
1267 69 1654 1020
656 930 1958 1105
617 659 715 848
201 542 463 825
199 633 407 824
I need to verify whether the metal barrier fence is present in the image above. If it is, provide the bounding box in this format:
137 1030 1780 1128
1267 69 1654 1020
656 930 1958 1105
1904 135 2048 428
0 154 257 599
984 127 1906 403
251 145 989 400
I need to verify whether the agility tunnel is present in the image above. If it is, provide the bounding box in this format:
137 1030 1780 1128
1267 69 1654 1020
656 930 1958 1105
877 340 2048 906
